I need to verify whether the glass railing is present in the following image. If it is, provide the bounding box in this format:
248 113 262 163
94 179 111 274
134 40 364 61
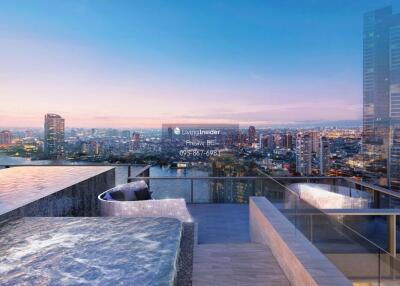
266 176 400 285
132 175 400 285
274 176 400 257
130 176 276 203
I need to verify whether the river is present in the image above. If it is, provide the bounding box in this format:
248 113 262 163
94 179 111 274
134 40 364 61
0 155 210 201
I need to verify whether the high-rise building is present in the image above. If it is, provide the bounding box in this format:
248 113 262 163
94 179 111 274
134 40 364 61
129 133 140 151
363 7 400 189
44 113 65 158
267 134 275 150
282 132 293 150
319 136 330 175
296 133 312 175
259 134 264 149
0 130 12 146
248 126 256 144
273 133 283 148
310 131 320 153
81 142 89 154
94 142 101 155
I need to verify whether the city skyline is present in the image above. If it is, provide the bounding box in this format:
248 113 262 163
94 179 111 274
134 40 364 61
1 1 398 128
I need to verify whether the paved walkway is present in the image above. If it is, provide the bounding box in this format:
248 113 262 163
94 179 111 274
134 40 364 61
192 243 290 286
188 204 291 285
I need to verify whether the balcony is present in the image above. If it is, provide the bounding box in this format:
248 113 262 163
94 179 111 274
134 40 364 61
0 164 400 285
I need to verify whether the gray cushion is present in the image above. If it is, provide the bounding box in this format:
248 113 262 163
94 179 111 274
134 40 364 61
103 192 114 201
109 190 125 200
134 188 152 200
112 181 149 201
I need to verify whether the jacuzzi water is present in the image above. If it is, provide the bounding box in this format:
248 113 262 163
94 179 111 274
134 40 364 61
0 217 181 286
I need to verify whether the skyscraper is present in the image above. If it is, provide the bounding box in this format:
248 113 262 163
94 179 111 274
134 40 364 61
296 133 312 176
319 136 330 175
248 126 256 144
310 131 320 154
0 130 12 146
259 134 264 149
129 133 140 151
363 7 400 189
44 113 65 158
282 132 293 150
267 134 275 150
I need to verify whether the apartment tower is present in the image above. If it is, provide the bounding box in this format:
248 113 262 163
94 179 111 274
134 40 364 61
363 7 400 190
44 113 65 159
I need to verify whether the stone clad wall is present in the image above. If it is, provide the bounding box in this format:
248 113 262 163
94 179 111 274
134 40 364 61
0 168 115 222
249 197 352 286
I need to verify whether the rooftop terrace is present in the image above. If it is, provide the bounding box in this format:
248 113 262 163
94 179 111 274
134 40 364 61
1 165 400 285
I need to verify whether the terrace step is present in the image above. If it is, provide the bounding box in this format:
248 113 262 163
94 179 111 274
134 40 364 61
192 243 290 286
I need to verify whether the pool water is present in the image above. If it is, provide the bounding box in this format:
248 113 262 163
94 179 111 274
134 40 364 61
0 217 182 286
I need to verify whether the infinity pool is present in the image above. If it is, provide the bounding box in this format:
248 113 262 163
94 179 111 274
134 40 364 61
0 166 114 216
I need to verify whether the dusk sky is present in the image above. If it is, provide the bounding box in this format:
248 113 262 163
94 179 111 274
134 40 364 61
0 0 398 128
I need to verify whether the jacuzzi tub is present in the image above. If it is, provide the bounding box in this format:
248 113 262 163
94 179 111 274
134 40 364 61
98 183 197 284
0 217 182 286
98 183 193 223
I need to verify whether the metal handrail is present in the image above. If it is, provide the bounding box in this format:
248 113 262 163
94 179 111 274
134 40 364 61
272 175 400 200
281 208 400 216
344 177 400 199
130 175 400 200
131 175 400 200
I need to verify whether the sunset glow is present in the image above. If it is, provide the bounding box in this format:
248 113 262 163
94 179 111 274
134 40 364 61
0 1 396 128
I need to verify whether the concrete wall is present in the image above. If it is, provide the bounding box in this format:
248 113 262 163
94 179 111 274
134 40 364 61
1 168 115 222
249 197 352 286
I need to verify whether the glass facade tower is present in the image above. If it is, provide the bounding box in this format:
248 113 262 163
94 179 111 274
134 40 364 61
363 6 400 190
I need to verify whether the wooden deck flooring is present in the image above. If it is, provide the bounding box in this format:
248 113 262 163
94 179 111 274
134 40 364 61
192 243 291 286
